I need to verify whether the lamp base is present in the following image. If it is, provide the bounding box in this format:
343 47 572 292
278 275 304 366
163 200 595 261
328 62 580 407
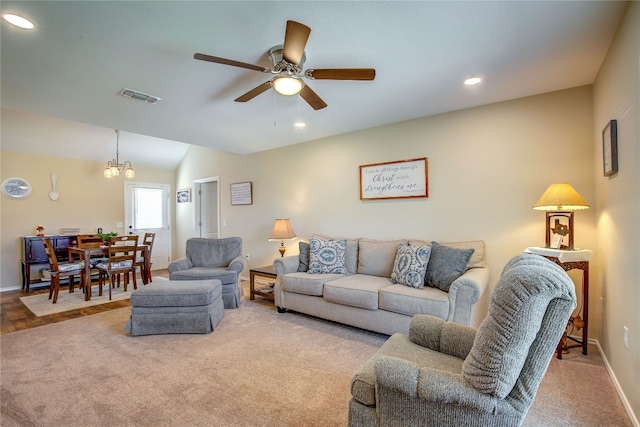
545 211 574 250
279 242 286 257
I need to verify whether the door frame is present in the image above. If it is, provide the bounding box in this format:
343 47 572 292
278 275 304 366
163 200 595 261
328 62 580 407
123 181 171 269
193 176 221 238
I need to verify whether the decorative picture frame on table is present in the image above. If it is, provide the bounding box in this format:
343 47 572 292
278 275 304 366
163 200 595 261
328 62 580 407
230 181 253 205
359 157 428 200
602 119 618 176
176 188 191 203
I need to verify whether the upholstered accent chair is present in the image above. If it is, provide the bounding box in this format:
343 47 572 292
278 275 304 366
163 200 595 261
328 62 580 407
349 254 576 427
168 237 244 309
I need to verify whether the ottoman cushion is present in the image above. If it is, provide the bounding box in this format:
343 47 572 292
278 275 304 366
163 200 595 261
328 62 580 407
130 279 221 307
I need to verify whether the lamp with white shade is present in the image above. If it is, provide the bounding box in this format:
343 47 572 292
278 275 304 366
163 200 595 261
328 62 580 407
269 218 297 257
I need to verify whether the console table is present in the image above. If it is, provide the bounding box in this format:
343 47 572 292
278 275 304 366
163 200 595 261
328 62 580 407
22 235 78 292
525 247 592 359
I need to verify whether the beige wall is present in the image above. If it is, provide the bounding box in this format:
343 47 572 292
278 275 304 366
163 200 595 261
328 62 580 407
176 85 596 328
593 1 639 421
0 151 175 289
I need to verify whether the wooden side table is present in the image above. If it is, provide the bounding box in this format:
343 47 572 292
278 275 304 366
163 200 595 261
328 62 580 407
525 247 592 359
249 265 277 301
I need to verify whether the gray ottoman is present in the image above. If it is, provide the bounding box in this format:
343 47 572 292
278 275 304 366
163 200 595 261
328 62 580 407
125 279 224 336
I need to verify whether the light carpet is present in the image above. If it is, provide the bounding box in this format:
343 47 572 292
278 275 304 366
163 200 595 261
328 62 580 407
1 299 632 426
19 277 168 317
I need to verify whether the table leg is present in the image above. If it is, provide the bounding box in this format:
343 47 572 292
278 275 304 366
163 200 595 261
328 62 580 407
250 272 256 300
143 246 150 285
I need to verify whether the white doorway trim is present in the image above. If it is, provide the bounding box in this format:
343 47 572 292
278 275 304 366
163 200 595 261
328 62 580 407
193 176 221 238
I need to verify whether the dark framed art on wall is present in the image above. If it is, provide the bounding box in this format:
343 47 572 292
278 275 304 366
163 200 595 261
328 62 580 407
602 119 618 176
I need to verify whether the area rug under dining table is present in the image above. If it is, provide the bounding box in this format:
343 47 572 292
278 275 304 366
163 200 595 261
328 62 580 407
19 277 168 317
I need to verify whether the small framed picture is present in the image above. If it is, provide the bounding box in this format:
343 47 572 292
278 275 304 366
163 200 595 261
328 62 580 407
230 182 252 205
602 119 618 176
177 188 191 203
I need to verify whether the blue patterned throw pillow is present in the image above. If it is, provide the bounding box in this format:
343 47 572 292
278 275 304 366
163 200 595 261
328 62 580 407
391 244 431 288
308 238 347 274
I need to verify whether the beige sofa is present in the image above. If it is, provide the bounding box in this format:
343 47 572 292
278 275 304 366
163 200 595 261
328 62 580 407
273 236 489 336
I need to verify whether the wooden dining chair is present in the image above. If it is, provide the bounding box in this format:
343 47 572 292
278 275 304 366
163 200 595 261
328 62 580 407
43 237 85 304
71 234 107 289
134 232 155 284
95 235 138 300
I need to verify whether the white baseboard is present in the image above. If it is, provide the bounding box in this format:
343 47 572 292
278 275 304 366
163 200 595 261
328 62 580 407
589 338 639 427
1 285 22 292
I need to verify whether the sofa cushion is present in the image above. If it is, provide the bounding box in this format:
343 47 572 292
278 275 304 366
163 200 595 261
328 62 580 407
357 239 407 277
409 239 486 269
297 241 310 272
282 272 343 296
425 242 474 292
313 234 359 274
323 275 390 310
390 244 431 288
379 284 449 319
309 238 348 274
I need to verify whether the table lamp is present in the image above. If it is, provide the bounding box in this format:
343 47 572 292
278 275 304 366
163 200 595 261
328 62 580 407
269 218 297 257
532 183 589 250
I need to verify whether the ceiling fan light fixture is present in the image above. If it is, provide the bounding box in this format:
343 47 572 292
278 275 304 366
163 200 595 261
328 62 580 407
273 76 303 96
2 13 34 29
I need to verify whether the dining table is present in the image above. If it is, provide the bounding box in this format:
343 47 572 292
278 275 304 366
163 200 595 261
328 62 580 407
68 243 150 301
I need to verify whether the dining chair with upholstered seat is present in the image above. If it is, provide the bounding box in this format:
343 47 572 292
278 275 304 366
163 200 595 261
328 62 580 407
43 237 85 304
95 235 138 300
134 232 155 284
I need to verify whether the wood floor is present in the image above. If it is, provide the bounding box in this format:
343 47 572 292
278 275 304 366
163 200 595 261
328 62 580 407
0 269 171 335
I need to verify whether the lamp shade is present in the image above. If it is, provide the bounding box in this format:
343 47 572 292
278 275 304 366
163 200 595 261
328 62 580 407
532 183 590 211
269 218 297 240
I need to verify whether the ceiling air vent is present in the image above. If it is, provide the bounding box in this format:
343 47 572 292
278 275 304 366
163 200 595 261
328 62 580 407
117 88 162 105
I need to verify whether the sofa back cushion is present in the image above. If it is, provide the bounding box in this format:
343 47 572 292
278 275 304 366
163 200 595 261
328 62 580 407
312 234 359 274
186 237 242 268
357 239 407 277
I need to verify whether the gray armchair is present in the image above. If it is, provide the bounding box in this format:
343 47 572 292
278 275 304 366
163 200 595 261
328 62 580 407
349 254 576 427
168 237 244 309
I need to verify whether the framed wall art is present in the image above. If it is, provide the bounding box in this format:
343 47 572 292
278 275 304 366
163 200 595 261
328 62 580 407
176 188 191 203
602 119 618 176
359 157 428 200
231 181 252 205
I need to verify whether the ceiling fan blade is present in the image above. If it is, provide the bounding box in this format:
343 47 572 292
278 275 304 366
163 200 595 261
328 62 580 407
283 20 311 65
194 53 269 73
306 68 376 80
300 85 327 110
234 81 272 102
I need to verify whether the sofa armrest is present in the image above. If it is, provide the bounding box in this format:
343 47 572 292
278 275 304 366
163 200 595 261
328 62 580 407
273 255 300 276
409 315 477 360
167 257 193 273
447 267 489 325
228 255 244 275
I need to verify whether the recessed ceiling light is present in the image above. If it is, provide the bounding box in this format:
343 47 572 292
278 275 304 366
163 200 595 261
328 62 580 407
294 121 306 129
2 13 34 29
464 77 482 86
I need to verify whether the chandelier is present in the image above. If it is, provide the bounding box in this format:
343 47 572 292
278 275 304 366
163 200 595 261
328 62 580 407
103 130 135 179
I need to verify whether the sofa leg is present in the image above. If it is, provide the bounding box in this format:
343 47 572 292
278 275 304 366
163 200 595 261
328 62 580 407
277 306 286 314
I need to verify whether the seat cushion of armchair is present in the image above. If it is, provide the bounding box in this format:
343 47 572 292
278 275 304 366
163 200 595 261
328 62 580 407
169 266 237 284
351 333 464 407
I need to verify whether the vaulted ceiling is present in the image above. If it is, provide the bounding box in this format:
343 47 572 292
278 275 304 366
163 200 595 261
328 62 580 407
0 1 629 168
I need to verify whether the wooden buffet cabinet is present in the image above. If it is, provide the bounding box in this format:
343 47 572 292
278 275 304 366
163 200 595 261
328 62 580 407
21 235 78 292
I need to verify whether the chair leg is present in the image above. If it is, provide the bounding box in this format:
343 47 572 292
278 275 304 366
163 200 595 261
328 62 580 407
69 275 75 293
51 278 60 304
132 269 137 290
98 273 104 296
108 274 114 300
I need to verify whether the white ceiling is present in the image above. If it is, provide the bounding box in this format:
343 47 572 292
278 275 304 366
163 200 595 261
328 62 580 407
0 1 629 169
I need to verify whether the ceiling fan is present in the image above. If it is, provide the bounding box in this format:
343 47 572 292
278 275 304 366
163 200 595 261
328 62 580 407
194 20 375 110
